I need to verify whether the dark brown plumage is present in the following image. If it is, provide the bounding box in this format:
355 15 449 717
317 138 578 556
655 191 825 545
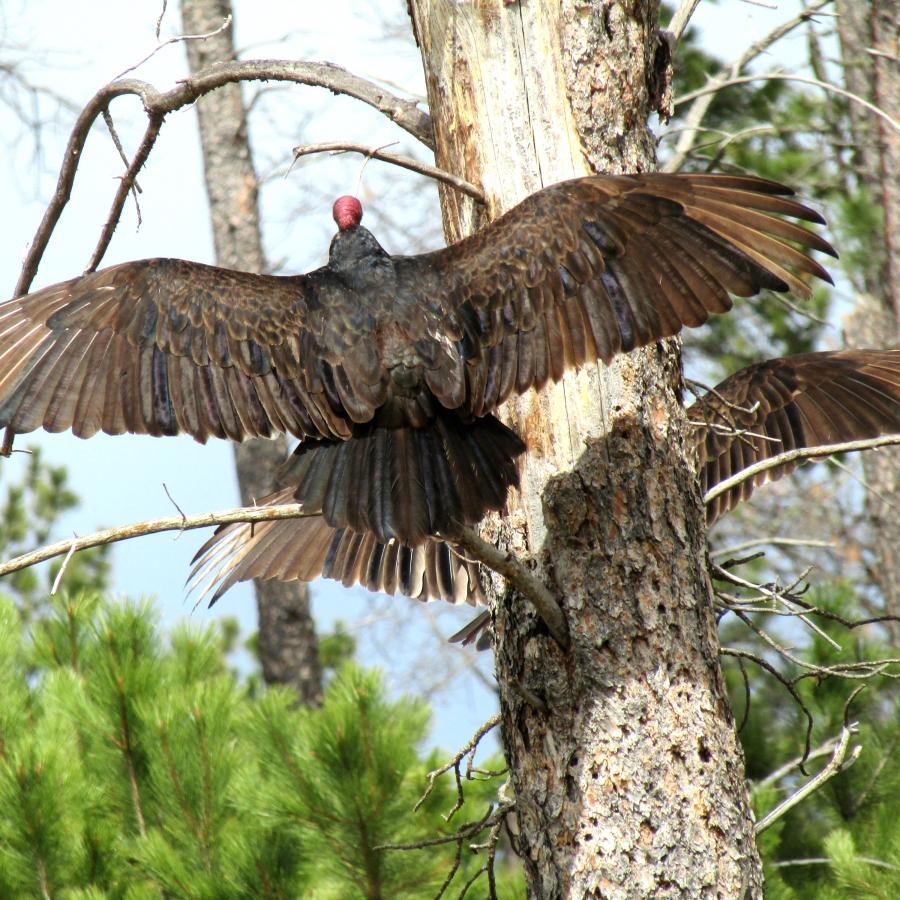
0 173 835 548
189 350 900 642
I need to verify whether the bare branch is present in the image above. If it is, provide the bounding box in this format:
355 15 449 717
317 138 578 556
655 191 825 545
87 112 163 271
114 15 233 81
704 434 900 507
674 72 900 133
0 502 568 657
0 502 308 581
415 714 502 818
755 721 861 834
292 142 484 202
866 46 900 63
663 0 834 173
772 857 900 872
711 537 835 558
14 60 432 296
449 527 570 650
756 733 844 789
666 0 702 45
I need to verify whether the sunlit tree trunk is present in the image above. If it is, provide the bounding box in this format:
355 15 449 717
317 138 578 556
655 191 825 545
180 0 322 705
409 1 762 895
838 0 900 629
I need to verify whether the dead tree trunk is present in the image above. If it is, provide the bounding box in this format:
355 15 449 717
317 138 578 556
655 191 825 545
409 2 762 896
837 0 900 627
180 0 322 705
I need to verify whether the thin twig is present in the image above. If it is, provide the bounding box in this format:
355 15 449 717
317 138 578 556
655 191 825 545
114 15 233 81
704 435 900 507
711 537 835 558
449 527 570 650
155 1 169 39
722 647 815 763
50 538 78 596
292 141 484 202
830 457 900 514
770 290 833 328
714 562 841 650
162 483 187 523
375 802 513 852
101 108 142 192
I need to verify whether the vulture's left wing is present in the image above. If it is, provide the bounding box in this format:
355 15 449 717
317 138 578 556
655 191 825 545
396 173 836 415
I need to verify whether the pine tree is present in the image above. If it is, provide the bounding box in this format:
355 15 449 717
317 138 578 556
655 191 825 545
0 593 522 897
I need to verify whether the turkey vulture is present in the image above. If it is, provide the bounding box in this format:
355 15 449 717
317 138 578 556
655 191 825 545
188 350 900 645
0 173 835 553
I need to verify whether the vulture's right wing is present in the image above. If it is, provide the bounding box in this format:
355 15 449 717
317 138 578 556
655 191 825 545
0 258 386 446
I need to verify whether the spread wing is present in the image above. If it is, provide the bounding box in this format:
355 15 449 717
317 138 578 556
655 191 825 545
692 350 900 524
396 173 836 415
189 487 483 608
0 258 389 445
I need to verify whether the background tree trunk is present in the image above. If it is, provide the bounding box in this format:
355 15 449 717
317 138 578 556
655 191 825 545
180 0 322 705
410 1 762 896
837 0 900 629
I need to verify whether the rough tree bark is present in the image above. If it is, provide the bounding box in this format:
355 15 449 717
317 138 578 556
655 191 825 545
837 0 900 627
180 0 322 705
409 2 762 896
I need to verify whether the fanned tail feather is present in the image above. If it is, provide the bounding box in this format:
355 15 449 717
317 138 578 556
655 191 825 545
188 488 485 609
278 410 525 544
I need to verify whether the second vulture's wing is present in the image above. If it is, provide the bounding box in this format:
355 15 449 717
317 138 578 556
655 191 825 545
396 173 836 416
0 259 387 446
692 349 900 524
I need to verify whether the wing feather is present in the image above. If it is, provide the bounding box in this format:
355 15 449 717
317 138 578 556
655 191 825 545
692 350 900 524
0 258 376 445
396 173 835 415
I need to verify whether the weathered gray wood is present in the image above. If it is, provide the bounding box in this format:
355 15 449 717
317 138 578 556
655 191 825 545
410 1 763 895
180 0 322 705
